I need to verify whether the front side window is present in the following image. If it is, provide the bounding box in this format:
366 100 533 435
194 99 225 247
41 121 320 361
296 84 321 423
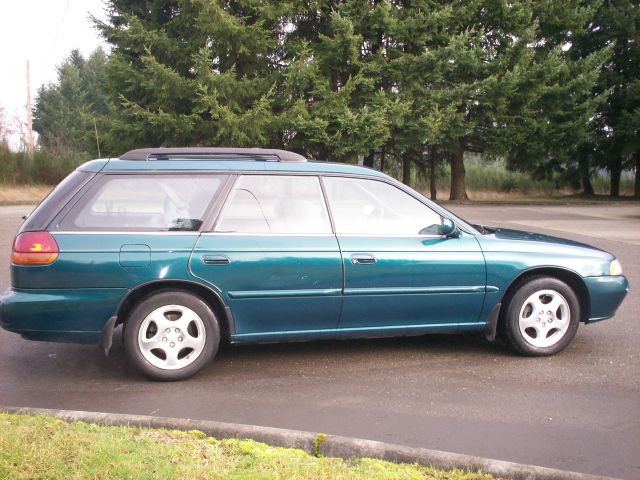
323 177 443 235
60 175 223 231
216 175 332 234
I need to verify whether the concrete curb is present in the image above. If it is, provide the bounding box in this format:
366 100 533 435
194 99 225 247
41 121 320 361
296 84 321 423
1 406 616 480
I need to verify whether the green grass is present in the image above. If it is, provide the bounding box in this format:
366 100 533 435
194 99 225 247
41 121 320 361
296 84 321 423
463 161 552 196
0 413 494 480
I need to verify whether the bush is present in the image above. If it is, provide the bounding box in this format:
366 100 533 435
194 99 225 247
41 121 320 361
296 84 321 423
0 144 89 185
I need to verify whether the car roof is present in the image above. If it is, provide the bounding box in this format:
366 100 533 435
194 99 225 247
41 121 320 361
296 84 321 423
78 148 389 180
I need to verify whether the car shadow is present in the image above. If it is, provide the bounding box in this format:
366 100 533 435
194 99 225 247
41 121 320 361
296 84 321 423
0 328 515 385
111 331 515 381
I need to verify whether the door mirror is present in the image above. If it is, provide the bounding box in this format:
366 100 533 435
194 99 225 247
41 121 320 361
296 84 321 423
441 218 457 236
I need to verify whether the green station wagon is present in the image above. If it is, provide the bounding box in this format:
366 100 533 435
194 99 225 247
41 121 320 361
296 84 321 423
0 148 629 380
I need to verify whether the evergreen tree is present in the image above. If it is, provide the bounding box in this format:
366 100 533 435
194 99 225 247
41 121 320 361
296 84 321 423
398 0 602 200
502 38 608 194
572 0 639 197
279 1 391 161
94 0 288 152
94 0 620 199
33 48 109 157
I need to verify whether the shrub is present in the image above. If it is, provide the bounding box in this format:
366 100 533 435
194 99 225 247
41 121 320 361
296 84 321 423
0 144 89 185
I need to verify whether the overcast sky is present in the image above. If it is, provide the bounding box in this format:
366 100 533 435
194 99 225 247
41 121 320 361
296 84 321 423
0 0 108 144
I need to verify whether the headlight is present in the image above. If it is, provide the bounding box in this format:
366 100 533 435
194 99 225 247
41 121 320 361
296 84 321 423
610 259 623 276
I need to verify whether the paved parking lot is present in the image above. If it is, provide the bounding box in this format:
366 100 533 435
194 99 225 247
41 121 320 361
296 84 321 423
0 202 638 478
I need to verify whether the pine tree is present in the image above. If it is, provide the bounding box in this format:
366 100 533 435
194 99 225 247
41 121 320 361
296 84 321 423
279 1 391 161
572 0 640 197
95 0 289 152
33 48 109 157
397 0 602 200
94 0 617 200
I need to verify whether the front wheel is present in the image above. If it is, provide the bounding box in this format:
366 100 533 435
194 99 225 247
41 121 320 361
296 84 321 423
124 290 220 381
502 276 580 356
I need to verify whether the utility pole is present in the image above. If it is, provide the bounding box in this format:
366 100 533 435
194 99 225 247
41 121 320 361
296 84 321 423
26 60 34 155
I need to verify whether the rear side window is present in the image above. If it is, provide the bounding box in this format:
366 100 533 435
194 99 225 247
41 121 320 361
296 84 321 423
20 170 94 233
216 175 332 234
59 175 223 231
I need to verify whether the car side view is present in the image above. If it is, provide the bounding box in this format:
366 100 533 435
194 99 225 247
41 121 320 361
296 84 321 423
0 148 629 380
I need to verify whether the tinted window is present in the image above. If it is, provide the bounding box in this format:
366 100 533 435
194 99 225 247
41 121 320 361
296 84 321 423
60 175 222 231
323 177 443 235
20 170 93 232
216 175 331 234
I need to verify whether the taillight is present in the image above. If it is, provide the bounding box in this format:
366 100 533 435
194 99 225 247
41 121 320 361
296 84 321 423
12 231 59 265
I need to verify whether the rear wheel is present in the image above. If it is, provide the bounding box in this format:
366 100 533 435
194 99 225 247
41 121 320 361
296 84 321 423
124 290 219 381
502 276 580 356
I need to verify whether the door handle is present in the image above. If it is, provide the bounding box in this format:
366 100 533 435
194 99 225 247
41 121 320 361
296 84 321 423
202 254 231 266
351 254 377 265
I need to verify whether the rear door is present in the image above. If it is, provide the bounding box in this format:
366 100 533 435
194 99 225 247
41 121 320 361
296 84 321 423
189 174 343 341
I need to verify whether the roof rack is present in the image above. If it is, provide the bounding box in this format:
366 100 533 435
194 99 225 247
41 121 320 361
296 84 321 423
119 147 307 162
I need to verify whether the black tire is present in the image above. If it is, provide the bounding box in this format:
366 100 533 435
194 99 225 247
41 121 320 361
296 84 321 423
124 290 220 381
502 276 580 356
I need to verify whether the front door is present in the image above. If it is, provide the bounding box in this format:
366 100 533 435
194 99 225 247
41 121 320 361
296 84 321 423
190 174 343 341
322 176 486 332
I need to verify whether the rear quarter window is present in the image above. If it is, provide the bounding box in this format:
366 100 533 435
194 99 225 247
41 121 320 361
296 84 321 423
19 170 94 233
58 174 224 231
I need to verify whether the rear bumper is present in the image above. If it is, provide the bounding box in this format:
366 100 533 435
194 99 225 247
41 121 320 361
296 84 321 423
583 275 629 323
0 287 129 344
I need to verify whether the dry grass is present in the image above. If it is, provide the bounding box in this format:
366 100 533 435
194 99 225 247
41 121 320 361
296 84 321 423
420 188 580 202
419 187 640 202
0 184 51 203
0 182 631 207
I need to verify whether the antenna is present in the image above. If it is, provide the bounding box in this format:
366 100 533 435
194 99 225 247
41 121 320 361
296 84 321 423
93 117 101 157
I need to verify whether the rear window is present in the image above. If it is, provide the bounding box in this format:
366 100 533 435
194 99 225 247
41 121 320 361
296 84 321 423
59 175 224 231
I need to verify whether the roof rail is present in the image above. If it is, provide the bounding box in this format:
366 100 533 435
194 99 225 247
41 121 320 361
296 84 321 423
119 147 307 163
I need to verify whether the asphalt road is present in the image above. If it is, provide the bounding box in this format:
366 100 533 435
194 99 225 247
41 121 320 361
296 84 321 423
0 203 638 478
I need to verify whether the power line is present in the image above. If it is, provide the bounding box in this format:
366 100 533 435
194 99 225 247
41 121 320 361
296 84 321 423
26 61 34 155
40 0 72 79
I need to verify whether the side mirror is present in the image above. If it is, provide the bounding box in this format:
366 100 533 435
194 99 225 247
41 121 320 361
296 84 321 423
441 218 457 236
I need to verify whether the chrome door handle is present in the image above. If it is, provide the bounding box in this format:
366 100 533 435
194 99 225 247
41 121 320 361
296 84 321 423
351 254 377 265
202 255 230 266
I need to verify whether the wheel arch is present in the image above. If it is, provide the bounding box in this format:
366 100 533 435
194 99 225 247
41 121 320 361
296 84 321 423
116 279 234 340
498 267 591 331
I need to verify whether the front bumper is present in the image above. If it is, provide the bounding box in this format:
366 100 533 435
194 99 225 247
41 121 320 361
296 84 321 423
0 287 128 344
583 275 629 323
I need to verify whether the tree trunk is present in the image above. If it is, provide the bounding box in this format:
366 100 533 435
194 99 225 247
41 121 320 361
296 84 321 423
402 153 411 186
578 156 594 196
634 152 640 199
363 149 375 168
429 144 437 200
380 146 386 173
609 156 622 197
449 140 468 200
